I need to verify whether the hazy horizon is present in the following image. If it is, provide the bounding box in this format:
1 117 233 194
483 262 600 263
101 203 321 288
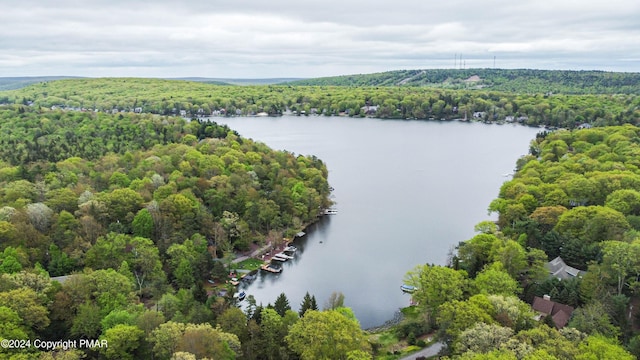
2 66 640 82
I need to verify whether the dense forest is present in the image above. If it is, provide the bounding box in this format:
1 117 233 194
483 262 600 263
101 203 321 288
0 77 639 129
1 75 640 359
290 69 640 95
0 104 337 359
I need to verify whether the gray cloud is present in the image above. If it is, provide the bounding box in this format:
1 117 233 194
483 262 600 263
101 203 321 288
1 0 638 77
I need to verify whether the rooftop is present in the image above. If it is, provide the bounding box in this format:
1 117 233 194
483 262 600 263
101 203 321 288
545 256 586 280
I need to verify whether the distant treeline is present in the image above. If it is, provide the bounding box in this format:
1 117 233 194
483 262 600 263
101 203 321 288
1 78 639 129
289 68 640 95
0 76 82 91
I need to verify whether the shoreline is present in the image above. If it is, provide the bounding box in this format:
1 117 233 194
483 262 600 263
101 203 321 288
231 208 330 265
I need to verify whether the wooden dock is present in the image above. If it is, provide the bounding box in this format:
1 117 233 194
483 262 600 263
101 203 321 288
261 263 282 273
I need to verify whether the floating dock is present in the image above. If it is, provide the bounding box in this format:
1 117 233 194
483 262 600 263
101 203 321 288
261 263 283 273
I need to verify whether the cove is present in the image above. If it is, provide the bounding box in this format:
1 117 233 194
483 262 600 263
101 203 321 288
215 115 541 328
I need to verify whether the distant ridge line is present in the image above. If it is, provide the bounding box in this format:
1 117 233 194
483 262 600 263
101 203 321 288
285 68 640 94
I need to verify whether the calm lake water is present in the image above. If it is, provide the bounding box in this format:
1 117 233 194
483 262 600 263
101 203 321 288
216 116 540 328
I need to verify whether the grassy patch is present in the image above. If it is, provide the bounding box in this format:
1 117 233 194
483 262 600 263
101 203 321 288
235 258 264 271
377 331 399 347
369 316 438 360
402 345 421 354
369 329 405 360
400 305 420 319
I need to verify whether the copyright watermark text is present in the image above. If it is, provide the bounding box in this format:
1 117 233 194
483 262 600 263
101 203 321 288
1 338 108 350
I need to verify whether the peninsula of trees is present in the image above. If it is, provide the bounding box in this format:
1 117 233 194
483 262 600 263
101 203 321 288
0 103 337 359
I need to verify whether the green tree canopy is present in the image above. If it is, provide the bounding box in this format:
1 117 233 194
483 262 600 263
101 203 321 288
404 264 467 315
285 309 371 360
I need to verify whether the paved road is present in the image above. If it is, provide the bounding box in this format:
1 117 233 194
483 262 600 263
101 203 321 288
399 342 445 360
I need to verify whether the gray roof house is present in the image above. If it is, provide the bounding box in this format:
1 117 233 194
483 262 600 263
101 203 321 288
545 256 586 280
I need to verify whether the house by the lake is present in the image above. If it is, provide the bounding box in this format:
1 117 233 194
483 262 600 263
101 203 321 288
532 295 574 329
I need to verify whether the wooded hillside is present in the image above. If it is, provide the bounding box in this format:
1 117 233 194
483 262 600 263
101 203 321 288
289 68 640 94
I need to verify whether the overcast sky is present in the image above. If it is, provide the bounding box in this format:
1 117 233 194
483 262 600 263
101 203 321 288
1 0 639 78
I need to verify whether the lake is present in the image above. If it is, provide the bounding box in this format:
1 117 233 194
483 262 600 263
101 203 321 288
215 115 540 328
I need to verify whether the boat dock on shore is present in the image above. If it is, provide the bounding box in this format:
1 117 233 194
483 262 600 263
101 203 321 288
261 263 283 273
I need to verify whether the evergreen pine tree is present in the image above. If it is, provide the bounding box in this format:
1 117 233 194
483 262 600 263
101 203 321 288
252 305 264 324
192 281 208 303
299 292 313 317
274 292 291 317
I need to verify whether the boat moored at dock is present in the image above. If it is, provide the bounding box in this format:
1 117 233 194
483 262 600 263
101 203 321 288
277 252 294 260
235 291 246 301
272 254 289 261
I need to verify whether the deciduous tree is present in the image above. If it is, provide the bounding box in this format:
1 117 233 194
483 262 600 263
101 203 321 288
286 309 371 360
98 324 144 360
404 264 467 315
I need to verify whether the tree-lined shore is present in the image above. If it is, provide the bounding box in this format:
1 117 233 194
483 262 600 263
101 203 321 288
1 76 639 128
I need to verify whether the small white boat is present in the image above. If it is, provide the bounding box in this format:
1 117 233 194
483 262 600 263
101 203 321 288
323 208 338 215
401 284 418 293
278 252 294 260
272 254 288 261
234 291 246 301
284 245 297 252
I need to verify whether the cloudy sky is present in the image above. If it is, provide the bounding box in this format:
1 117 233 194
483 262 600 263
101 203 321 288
1 0 639 78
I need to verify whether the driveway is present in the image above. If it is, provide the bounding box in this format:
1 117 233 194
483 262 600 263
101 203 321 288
398 341 445 360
